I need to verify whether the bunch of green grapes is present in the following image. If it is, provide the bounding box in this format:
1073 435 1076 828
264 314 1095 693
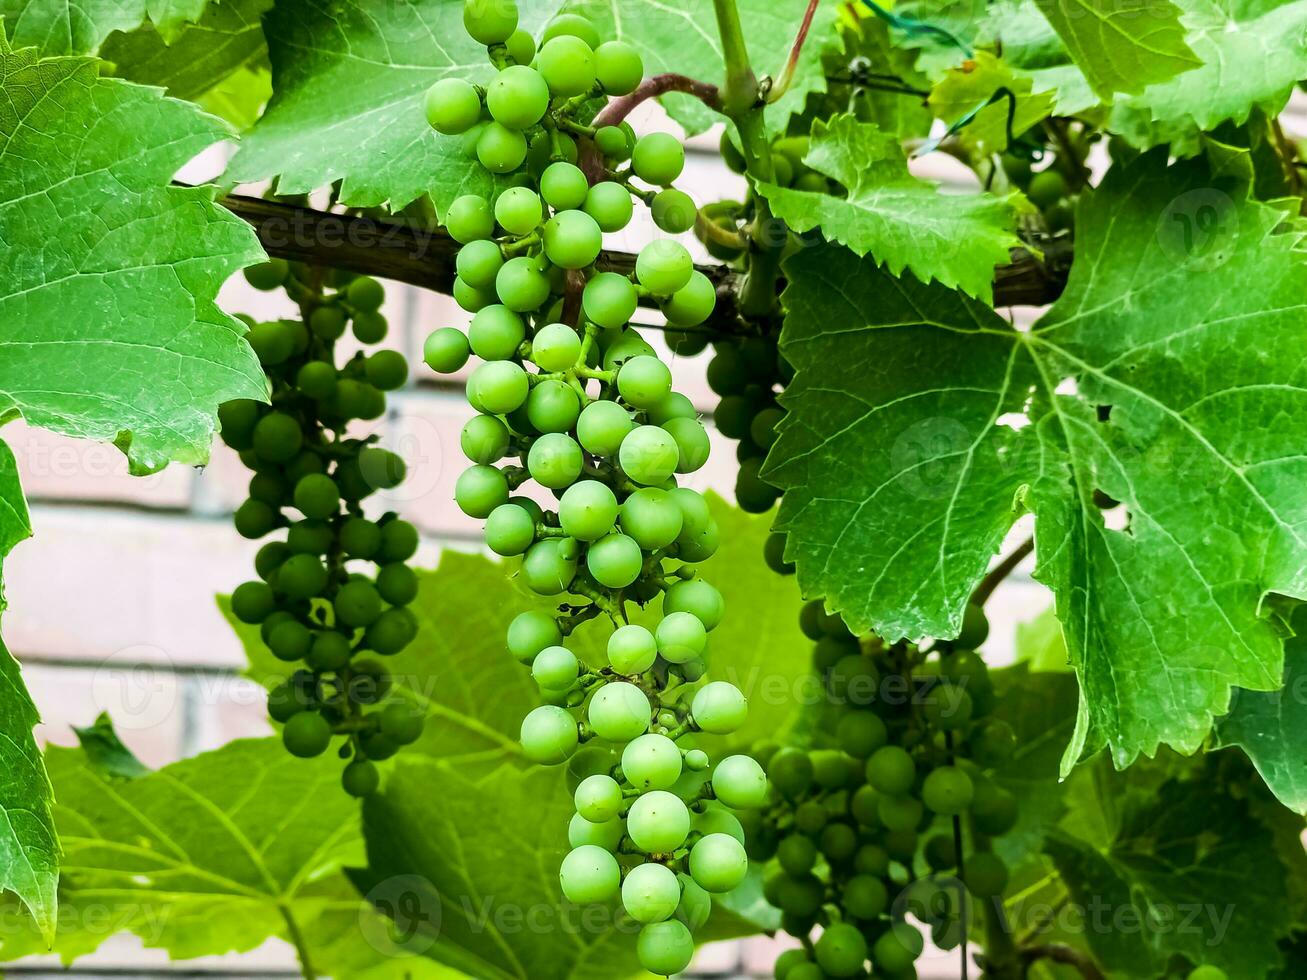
748 601 1021 979
423 4 765 975
221 262 423 798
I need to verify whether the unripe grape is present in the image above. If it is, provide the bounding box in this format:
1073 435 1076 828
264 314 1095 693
877 793 923 832
346 276 385 313
268 619 311 661
684 749 709 771
484 502 536 555
815 922 867 978
587 681 650 742
506 27 535 63
622 732 683 792
454 275 495 312
627 790 690 853
607 623 657 674
283 711 332 758
619 425 679 485
866 745 915 796
543 209 603 269
359 446 405 491
494 186 542 237
293 473 339 520
521 704 579 764
507 610 562 663
691 681 747 734
595 124 632 160
530 322 582 372
632 133 684 185
540 161 590 210
378 519 419 562
495 255 551 311
526 379 581 433
538 35 595 96
675 513 719 562
244 259 288 290
1189 968 1229 980
477 121 528 173
455 464 509 518
339 517 381 558
616 354 672 408
661 271 716 327
576 399 633 456
376 563 418 606
837 712 887 759
971 783 1019 836
872 925 924 972
558 480 619 541
654 611 706 664
689 833 748 893
463 0 517 42
575 773 623 822
543 12 600 47
712 754 768 809
445 195 495 243
460 413 510 464
586 532 643 588
231 581 276 624
768 747 814 800
425 77 481 134
522 538 578 595
661 417 710 473
637 919 694 976
278 554 329 599
252 412 302 463
233 499 276 539
582 271 637 328
595 40 643 94
662 578 723 630
923 765 974 816
650 189 696 233
527 432 583 488
635 239 693 295
623 863 681 926
620 487 683 550
486 64 549 130
964 851 1009 898
532 644 579 691
601 328 656 371
559 843 620 903
584 181 634 232
646 391 695 425
569 812 625 851
467 360 529 414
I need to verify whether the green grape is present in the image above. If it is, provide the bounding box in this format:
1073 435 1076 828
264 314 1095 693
484 502 536 555
594 40 643 94
1027 168 1068 208
522 538 579 595
569 811 625 850
346 277 384 312
837 712 887 759
463 0 517 44
253 412 303 463
293 473 339 520
582 271 637 328
455 239 504 289
527 432 583 489
661 578 723 631
575 773 623 822
538 35 595 96
308 631 351 671
650 188 696 233
558 844 621 903
244 259 288 291
380 703 424 745
749 406 784 449
971 719 1017 767
775 872 823 918
505 26 535 63
587 681 650 741
777 834 817 877
233 499 276 539
957 600 990 647
622 862 681 923
293 362 335 403
520 704 579 764
524 380 578 434
627 790 690 853
486 65 549 130
711 754 768 809
530 322 582 372
774 948 812 980
219 399 261 449
971 782 1018 836
736 456 779 513
684 749 709 771
675 512 719 562
637 919 694 977
543 209 603 268
607 623 657 674
662 417 710 473
877 794 922 832
286 520 332 555
632 133 684 185
532 644 579 690
467 361 529 414
872 926 923 972
308 306 346 341
922 684 973 731
706 346 747 395
763 532 794 575
576 399 634 455
246 321 295 365
378 519 419 562
445 195 495 243
595 125 632 160
922 766 974 817
477 122 529 173
455 464 509 518
1188 968 1229 980
815 922 867 978
359 446 406 491
619 425 680 485
334 580 381 628
268 619 311 661
367 607 418 654
601 328 656 371
963 852 1009 898
494 185 543 235
635 239 693 295
654 611 706 664
853 843 889 877
827 654 878 706
866 745 915 796
691 681 747 734
278 554 329 599
454 277 492 313
559 480 619 541
231 581 276 624
616 354 672 409
646 392 695 425
768 747 814 800
543 12 601 48
461 413 510 464
540 162 590 210
843 873 888 920
819 822 857 862
283 711 332 758
254 541 289 579
622 733 682 792
353 311 389 343
584 182 634 232
507 610 563 663
675 873 711 931
341 759 380 798
424 77 481 134
619 488 682 550
495 255 551 312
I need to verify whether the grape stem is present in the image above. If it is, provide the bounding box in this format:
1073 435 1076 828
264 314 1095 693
278 903 317 980
971 536 1034 607
764 0 821 105
580 74 723 184
695 210 748 251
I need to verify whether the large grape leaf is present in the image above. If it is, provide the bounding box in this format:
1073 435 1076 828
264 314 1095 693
927 50 1058 155
1030 0 1198 98
765 148 1307 774
758 114 1020 302
1044 776 1292 976
1110 0 1307 151
0 0 209 55
0 32 266 473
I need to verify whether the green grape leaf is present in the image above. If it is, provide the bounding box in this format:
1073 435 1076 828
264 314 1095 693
1014 603 1070 672
0 0 210 55
0 736 363 965
70 711 150 780
1111 0 1307 152
0 32 267 474
1044 776 1292 976
1030 0 1199 98
928 51 1058 155
99 0 271 101
758 114 1020 302
765 148 1307 774
1214 626 1307 814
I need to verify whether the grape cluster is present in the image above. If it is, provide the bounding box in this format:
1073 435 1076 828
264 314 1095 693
747 601 1021 978
423 4 765 975
221 261 424 797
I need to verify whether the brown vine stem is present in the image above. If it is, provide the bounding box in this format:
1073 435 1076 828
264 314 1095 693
766 0 821 104
971 536 1034 607
1021 944 1107 980
579 73 722 182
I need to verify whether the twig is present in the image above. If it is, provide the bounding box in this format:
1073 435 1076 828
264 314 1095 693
971 536 1034 606
766 0 821 104
1021 944 1106 980
593 73 721 129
